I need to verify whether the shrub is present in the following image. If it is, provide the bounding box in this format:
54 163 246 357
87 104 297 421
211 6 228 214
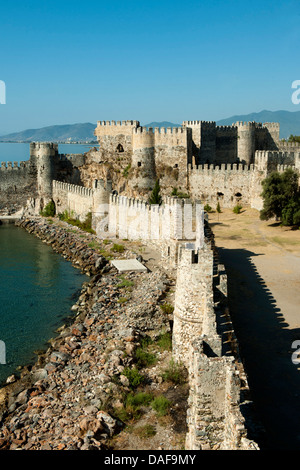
122 367 145 389
204 203 212 212
58 210 95 234
151 396 171 416
126 392 153 408
117 276 134 288
161 358 186 384
135 347 157 368
233 204 242 214
216 202 222 213
134 424 156 438
160 303 174 315
171 187 189 198
111 243 125 253
123 164 131 178
41 200 56 217
157 331 172 351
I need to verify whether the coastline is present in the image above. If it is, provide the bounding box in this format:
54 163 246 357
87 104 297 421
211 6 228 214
0 217 187 450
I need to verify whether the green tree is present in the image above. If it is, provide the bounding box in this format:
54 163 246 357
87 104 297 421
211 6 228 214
260 168 300 225
288 135 300 144
148 179 162 205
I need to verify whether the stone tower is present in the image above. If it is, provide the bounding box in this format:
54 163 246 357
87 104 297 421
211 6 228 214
92 178 112 235
30 142 58 207
236 121 256 165
129 127 156 191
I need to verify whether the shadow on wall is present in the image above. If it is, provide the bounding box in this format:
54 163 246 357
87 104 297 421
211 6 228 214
218 247 300 451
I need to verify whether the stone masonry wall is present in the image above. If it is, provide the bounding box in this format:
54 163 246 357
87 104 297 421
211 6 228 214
172 218 259 450
0 160 37 213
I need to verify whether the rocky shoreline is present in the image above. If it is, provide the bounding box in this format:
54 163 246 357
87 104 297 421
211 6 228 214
0 217 188 450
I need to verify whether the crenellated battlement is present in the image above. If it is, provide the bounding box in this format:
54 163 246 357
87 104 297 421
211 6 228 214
200 121 216 127
52 180 93 198
277 164 296 172
263 122 280 129
0 161 28 170
182 120 202 126
132 126 186 135
30 142 58 151
216 125 237 132
96 120 140 127
234 121 256 129
279 141 300 150
188 163 254 172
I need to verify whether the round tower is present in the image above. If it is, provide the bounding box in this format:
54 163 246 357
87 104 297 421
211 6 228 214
130 127 156 192
236 121 256 165
31 142 58 206
92 178 112 236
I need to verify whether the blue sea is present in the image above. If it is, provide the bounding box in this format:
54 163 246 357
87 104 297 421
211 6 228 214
0 224 88 385
0 142 97 164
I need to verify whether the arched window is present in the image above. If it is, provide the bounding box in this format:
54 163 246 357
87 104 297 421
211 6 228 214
116 144 124 153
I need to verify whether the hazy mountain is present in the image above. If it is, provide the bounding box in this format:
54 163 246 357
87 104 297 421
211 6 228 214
0 123 97 142
216 110 300 139
1 111 299 142
142 121 181 128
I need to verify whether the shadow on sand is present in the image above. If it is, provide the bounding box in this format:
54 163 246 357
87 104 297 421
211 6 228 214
218 246 300 450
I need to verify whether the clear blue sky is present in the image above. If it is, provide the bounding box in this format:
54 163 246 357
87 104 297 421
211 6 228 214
0 0 299 133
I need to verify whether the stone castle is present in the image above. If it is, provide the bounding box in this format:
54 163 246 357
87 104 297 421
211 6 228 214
0 118 299 449
0 119 299 219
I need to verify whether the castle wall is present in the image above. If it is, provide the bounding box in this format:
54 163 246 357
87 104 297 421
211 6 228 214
263 122 280 144
52 180 94 221
0 161 37 213
215 126 237 163
94 121 139 161
255 125 279 151
188 163 254 209
172 236 259 449
186 342 258 450
172 245 221 365
182 121 201 163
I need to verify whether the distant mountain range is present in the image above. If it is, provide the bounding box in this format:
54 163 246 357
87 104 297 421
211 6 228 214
216 110 300 139
141 121 181 129
0 110 299 142
0 123 97 143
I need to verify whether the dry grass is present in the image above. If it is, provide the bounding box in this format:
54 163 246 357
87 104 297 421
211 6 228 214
208 207 300 255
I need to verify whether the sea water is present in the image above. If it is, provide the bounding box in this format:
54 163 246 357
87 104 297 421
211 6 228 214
0 142 98 163
0 223 87 385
